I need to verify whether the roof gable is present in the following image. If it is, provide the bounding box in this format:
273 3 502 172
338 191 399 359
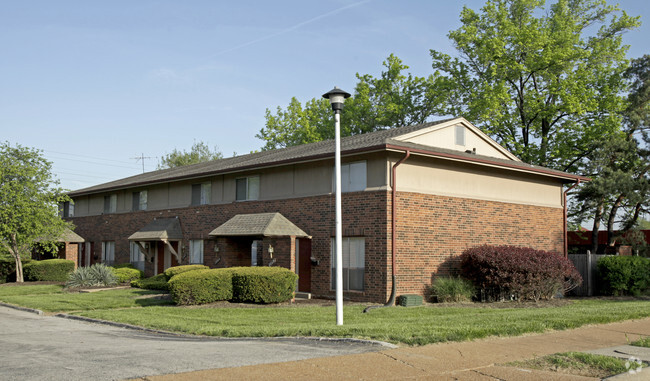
392 118 520 161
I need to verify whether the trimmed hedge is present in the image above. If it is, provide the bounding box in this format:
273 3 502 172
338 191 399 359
0 258 32 283
231 267 298 304
597 256 650 296
460 245 582 301
23 259 75 282
168 269 233 305
131 273 169 290
163 265 209 280
112 267 144 283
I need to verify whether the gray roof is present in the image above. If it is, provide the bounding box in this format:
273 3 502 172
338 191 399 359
209 213 309 238
69 118 585 197
58 228 85 243
128 217 183 241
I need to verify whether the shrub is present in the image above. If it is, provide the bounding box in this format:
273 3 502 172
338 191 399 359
131 273 169 291
460 245 582 302
66 263 118 288
231 267 298 304
168 269 233 305
0 258 32 283
597 256 650 296
23 259 75 282
112 263 136 269
111 267 143 283
429 276 475 303
163 264 209 280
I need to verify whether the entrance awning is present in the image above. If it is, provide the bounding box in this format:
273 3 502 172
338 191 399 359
58 227 85 243
209 213 310 238
128 217 183 241
128 217 183 262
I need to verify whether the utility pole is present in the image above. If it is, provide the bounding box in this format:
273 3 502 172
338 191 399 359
131 153 154 173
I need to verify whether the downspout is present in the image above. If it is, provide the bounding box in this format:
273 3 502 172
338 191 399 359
364 150 410 313
563 180 581 258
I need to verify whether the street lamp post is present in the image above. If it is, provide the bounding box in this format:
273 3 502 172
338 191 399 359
322 86 351 326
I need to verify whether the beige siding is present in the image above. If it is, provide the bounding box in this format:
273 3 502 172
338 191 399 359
168 182 190 208
74 197 89 217
261 167 295 199
397 156 563 208
147 184 168 210
88 195 103 215
294 162 332 196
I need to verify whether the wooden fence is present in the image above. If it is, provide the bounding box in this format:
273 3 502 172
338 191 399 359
568 253 610 296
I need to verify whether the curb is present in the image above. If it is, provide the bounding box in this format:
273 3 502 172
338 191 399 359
54 313 398 348
0 302 43 316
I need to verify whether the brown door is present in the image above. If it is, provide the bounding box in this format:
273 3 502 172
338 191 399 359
298 238 311 292
170 242 179 268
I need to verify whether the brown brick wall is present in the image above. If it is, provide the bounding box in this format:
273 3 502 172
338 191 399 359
70 191 390 302
391 191 565 297
69 189 564 302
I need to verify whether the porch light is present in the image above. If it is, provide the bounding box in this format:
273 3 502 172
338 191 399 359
322 86 350 326
268 245 274 258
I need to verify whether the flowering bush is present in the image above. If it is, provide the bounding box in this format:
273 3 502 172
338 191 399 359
460 245 582 301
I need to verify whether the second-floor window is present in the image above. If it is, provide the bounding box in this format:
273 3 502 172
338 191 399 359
103 194 117 214
333 161 367 193
60 201 74 217
191 183 211 206
132 190 147 211
236 176 259 201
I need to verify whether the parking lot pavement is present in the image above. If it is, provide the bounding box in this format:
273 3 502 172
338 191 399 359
0 306 385 381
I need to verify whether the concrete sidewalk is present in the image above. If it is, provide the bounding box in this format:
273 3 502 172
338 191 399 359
134 318 650 380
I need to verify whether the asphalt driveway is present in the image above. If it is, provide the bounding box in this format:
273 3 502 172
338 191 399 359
0 306 386 381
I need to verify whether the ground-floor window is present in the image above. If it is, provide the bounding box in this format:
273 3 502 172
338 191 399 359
129 242 145 271
102 241 115 266
331 237 365 291
189 240 204 264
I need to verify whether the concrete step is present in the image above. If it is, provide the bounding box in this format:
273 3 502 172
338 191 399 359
295 292 312 299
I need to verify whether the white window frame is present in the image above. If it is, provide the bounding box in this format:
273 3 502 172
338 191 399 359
236 176 260 201
129 242 145 271
102 241 115 266
330 237 365 291
189 240 204 264
333 161 366 193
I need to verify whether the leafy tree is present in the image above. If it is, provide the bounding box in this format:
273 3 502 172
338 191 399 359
570 55 650 251
0 142 71 282
429 0 639 170
256 54 444 150
158 141 223 169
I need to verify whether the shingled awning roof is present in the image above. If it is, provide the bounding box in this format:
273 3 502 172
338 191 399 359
128 218 183 241
58 228 85 243
209 213 309 238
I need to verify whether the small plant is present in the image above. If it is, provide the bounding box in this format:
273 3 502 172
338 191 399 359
65 263 118 288
632 337 650 348
429 276 475 303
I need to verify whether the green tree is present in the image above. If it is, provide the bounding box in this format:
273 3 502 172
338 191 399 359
158 141 223 169
0 143 71 282
430 0 639 170
256 54 444 150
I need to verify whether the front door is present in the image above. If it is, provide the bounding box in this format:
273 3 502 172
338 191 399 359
297 238 311 292
156 242 165 275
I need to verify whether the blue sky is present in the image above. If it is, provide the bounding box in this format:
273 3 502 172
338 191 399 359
1 0 648 191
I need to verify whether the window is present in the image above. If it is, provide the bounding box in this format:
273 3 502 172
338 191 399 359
103 194 117 214
132 190 147 211
102 241 115 266
331 237 365 291
60 201 74 217
455 125 465 146
189 240 204 264
129 242 145 271
333 161 366 193
191 183 211 206
236 176 260 201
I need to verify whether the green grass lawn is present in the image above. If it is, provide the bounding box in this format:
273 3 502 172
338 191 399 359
509 352 644 378
1 284 650 345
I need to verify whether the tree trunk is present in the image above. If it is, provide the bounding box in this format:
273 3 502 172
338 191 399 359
607 194 625 248
10 233 24 283
591 200 604 254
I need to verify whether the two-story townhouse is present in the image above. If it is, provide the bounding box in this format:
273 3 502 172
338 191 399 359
65 117 586 302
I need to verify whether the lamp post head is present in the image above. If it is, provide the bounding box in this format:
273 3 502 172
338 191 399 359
322 86 351 113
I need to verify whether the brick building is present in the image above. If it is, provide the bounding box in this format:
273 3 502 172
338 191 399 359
65 118 586 302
